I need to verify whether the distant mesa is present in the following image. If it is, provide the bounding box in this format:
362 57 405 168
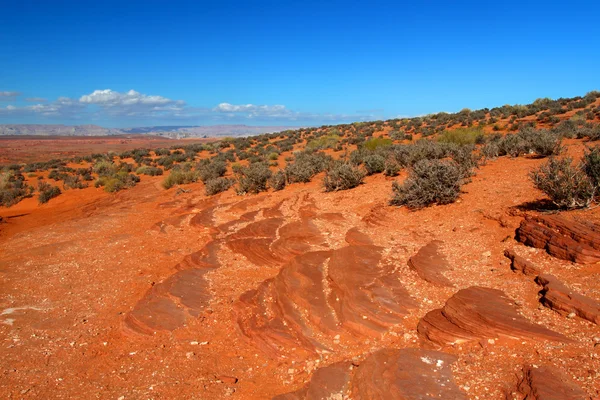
0 123 302 137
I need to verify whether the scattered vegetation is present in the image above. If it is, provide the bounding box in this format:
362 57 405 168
38 181 62 204
391 159 463 209
323 161 366 192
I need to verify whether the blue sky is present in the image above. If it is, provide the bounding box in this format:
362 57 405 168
0 0 599 127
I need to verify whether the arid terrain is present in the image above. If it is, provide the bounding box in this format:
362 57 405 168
0 135 214 165
2 93 600 399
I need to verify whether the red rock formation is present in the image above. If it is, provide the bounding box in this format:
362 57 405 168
536 274 600 325
273 348 466 400
408 240 453 286
236 245 416 358
504 249 541 276
516 215 600 264
417 286 568 346
125 240 220 334
510 365 587 400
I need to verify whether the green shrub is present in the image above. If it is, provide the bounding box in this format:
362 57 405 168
136 166 164 176
205 177 234 196
269 170 286 191
530 157 594 209
236 163 272 194
391 159 463 209
162 169 199 189
323 162 365 192
438 128 484 145
307 134 340 151
363 137 393 151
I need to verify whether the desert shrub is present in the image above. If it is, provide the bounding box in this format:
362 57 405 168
363 154 386 175
0 172 33 207
498 134 526 157
363 137 393 151
63 174 88 189
197 159 227 183
582 146 600 188
391 159 462 209
236 163 272 194
162 169 199 189
93 161 117 176
445 144 478 178
136 166 164 176
204 177 234 196
517 128 562 157
384 158 401 176
285 150 332 183
38 182 61 204
269 170 286 191
530 157 594 209
437 127 483 145
323 162 365 192
307 134 340 151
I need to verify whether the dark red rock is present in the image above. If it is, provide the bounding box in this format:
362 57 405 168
504 249 541 276
351 348 466 399
516 214 600 264
536 274 600 325
417 286 568 346
512 365 587 400
272 362 352 400
408 240 453 287
273 348 466 400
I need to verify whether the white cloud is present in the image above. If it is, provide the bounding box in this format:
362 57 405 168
0 89 375 124
214 103 288 117
0 91 20 100
80 89 184 107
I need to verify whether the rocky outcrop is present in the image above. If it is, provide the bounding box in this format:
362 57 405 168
516 214 600 264
536 274 600 325
273 348 466 400
504 249 540 276
236 236 416 358
505 250 600 325
417 286 568 346
508 365 587 400
408 240 453 286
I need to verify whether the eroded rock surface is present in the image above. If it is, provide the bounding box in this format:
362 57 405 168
509 365 587 400
273 348 466 400
516 214 600 264
417 286 567 346
236 237 416 357
125 240 220 334
408 240 453 286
